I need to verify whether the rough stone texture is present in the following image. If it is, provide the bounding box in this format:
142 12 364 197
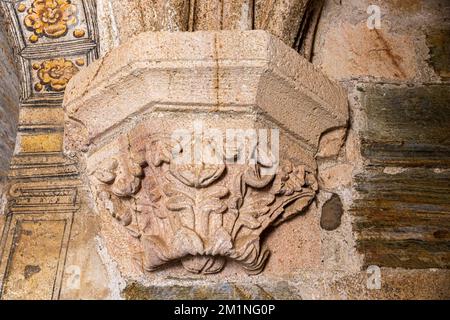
360 85 450 168
64 30 348 278
310 0 450 295
0 13 19 202
313 0 448 82
58 188 113 300
0 220 66 299
318 22 418 80
316 128 347 159
353 167 450 269
120 268 450 300
352 84 450 269
96 0 324 58
426 28 450 79
0 0 99 300
327 66 450 270
320 194 343 231
318 163 353 190
122 281 302 300
0 0 449 300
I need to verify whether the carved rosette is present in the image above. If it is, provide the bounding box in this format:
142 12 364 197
92 135 318 275
23 0 78 42
33 58 81 92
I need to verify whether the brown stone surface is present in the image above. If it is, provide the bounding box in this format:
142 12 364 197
0 14 19 197
321 194 344 231
361 84 450 168
313 0 449 82
119 268 450 300
318 164 353 190
97 0 323 58
318 22 417 80
264 209 322 273
316 128 347 159
0 0 449 300
328 268 450 300
426 28 450 79
64 30 347 279
353 168 450 269
122 280 301 300
352 84 450 269
0 215 5 237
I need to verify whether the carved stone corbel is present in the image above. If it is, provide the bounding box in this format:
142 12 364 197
63 31 348 275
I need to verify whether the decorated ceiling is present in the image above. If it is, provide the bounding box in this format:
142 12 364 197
1 0 98 105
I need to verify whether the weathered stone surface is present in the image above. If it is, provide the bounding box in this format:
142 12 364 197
320 194 343 231
327 268 450 300
0 13 19 198
96 0 324 58
316 128 347 159
361 85 450 168
353 167 450 269
64 31 347 160
318 164 353 190
64 30 347 277
0 214 5 238
18 107 64 129
313 0 450 83
120 268 450 300
17 132 64 153
122 281 301 300
426 28 450 79
384 0 422 13
352 84 450 269
0 0 449 300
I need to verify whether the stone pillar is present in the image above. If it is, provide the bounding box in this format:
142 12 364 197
0 15 19 239
0 16 20 208
63 30 347 277
97 0 324 58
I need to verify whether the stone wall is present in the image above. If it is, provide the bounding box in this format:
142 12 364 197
312 0 450 269
0 0 448 300
0 12 20 209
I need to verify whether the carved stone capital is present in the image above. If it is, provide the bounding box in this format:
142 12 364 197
63 31 348 275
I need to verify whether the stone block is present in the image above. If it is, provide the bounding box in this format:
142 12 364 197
426 28 450 79
361 84 450 167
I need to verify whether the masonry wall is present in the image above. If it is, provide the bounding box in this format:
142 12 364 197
312 0 450 270
0 12 20 208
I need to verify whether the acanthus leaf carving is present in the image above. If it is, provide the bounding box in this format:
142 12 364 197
92 134 318 275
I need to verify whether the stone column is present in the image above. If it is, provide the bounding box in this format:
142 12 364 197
63 30 347 277
97 0 324 58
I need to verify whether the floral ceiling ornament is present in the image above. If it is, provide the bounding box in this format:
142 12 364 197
92 134 318 275
23 0 78 42
34 58 80 92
